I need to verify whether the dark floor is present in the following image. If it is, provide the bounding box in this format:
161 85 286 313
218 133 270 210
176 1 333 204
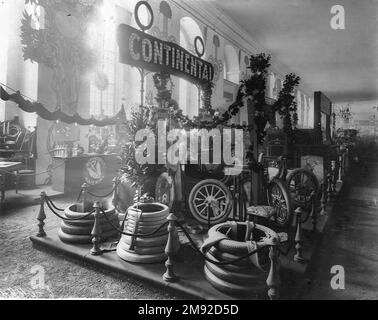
296 162 378 300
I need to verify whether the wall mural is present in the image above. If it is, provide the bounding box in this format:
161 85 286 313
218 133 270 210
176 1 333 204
21 0 101 113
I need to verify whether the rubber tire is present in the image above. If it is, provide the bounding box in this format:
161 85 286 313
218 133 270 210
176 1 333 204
64 205 116 220
205 261 261 285
208 247 251 267
127 203 169 219
63 215 119 227
117 246 166 264
117 239 165 255
126 214 168 225
119 233 168 248
188 179 233 225
287 168 320 207
205 251 255 273
123 225 168 238
58 229 118 244
267 179 293 228
60 220 117 235
204 265 255 295
207 222 277 255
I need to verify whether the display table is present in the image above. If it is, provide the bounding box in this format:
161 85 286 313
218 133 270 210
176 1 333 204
0 161 23 201
52 154 119 195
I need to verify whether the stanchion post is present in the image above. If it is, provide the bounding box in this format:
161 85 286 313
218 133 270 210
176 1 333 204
37 191 47 237
90 201 102 256
331 160 337 195
320 183 327 216
326 173 332 203
163 213 179 282
337 155 343 183
294 207 306 263
310 191 317 233
81 183 89 213
266 237 280 300
112 177 119 209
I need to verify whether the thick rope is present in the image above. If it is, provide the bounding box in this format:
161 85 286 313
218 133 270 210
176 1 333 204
99 207 168 238
45 199 95 221
175 220 271 266
86 185 117 199
45 196 64 212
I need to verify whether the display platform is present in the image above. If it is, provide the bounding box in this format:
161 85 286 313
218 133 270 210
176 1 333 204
30 182 342 300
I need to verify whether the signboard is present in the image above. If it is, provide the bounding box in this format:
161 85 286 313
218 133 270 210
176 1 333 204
84 157 106 186
117 24 214 85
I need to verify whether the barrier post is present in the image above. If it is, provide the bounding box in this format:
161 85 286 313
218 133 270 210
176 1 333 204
90 201 102 256
112 177 120 209
294 207 306 263
266 237 280 300
326 173 332 203
163 213 179 282
320 183 327 216
310 191 317 233
337 155 343 183
81 183 89 213
331 160 337 195
37 191 47 237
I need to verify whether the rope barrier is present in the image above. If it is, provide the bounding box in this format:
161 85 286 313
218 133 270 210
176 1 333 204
45 199 95 221
86 183 119 199
0 160 66 177
45 195 64 212
175 220 271 266
99 207 169 238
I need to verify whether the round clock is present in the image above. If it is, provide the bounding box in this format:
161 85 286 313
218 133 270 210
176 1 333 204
84 156 106 186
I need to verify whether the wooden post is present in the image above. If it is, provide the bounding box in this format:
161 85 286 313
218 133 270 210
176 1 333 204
81 183 89 213
331 160 337 194
163 213 179 282
266 237 281 300
90 201 102 256
320 183 327 216
0 173 5 202
294 207 306 263
326 173 332 203
337 155 343 183
112 177 119 209
310 191 317 233
37 191 47 237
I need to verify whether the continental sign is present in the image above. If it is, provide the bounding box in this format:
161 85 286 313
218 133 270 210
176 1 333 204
116 24 214 85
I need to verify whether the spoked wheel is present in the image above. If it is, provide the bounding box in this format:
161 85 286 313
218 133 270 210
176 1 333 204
267 179 293 228
287 169 319 209
189 179 232 225
155 172 175 210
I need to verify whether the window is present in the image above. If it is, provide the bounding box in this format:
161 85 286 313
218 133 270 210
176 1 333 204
179 17 203 118
89 3 117 117
213 35 220 60
160 1 172 34
224 45 239 84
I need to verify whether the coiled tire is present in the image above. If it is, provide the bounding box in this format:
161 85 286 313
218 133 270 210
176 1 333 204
205 261 261 285
60 220 118 236
204 265 256 296
117 239 166 255
116 246 167 264
58 229 118 244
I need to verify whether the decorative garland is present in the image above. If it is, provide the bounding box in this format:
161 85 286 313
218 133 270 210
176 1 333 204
0 85 127 126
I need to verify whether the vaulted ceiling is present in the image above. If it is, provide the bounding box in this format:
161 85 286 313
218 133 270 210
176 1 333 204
214 0 378 103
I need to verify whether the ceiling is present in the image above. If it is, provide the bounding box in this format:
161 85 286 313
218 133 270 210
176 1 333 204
214 0 378 103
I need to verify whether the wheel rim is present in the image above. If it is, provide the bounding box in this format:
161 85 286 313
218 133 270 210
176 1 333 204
288 171 317 205
268 182 290 226
189 180 231 224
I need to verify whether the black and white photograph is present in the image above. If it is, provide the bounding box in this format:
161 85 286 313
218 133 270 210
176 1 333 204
0 0 377 305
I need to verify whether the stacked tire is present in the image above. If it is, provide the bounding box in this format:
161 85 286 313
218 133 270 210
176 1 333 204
58 204 119 244
117 203 177 264
204 222 276 296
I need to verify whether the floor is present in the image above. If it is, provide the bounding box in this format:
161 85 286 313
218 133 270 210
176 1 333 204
297 162 378 300
0 188 174 299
